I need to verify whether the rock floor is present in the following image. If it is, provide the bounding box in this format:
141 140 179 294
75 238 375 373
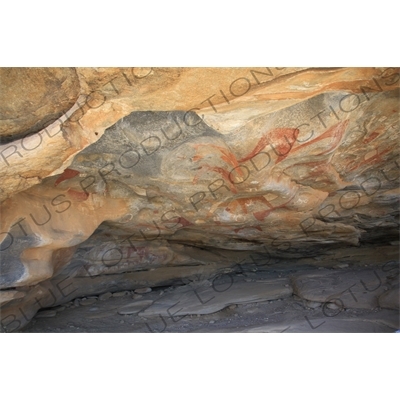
22 263 399 333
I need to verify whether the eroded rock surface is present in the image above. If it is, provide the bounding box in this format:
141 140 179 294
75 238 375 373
0 67 399 332
0 68 80 143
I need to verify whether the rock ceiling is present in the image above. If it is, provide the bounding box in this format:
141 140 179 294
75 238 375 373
0 67 399 332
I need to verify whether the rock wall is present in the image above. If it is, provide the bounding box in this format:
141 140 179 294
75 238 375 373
0 67 399 332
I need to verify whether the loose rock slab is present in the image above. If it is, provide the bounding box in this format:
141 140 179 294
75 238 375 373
134 288 152 294
36 310 57 318
112 291 130 297
291 269 391 309
99 292 112 301
139 278 292 317
80 298 97 306
118 300 154 315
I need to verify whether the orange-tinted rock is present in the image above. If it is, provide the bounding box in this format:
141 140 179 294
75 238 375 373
0 67 80 142
0 67 399 331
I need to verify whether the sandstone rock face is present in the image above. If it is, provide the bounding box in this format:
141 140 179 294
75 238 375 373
0 68 80 143
0 68 399 332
